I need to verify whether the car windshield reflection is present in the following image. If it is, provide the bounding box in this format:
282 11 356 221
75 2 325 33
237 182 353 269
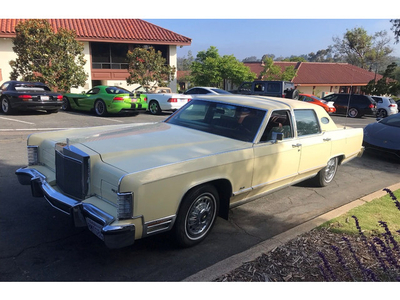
166 100 266 142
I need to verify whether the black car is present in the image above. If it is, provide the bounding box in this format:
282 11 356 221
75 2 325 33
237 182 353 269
231 81 299 99
0 81 63 114
322 93 377 118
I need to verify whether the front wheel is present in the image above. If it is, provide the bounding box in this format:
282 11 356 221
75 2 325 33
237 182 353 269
312 157 338 187
94 99 108 117
173 184 219 247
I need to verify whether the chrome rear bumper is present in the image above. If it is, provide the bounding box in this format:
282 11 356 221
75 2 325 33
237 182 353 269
15 167 135 249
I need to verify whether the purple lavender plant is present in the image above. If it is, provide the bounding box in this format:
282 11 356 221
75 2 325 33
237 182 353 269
383 188 400 211
318 251 337 281
331 245 355 281
378 220 400 253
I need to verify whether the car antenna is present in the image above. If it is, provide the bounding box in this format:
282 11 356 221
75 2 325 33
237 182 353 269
343 69 355 130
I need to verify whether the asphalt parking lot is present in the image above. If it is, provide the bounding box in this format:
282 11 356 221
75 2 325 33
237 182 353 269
1 109 400 281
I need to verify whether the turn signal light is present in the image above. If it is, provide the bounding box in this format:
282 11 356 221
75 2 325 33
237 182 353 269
117 192 133 220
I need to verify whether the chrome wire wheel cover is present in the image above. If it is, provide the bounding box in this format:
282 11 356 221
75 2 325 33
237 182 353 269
323 157 337 183
185 193 217 240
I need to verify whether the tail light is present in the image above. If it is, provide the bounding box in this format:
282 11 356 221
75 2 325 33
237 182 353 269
368 104 375 108
167 98 178 103
117 192 133 220
143 97 147 102
57 95 63 101
27 146 39 165
113 96 125 102
19 95 32 101
389 104 396 107
282 94 286 98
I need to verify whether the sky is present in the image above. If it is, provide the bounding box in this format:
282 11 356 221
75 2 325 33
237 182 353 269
3 1 400 61
145 19 400 61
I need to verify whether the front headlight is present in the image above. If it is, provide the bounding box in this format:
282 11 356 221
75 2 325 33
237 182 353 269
117 192 133 220
27 146 39 165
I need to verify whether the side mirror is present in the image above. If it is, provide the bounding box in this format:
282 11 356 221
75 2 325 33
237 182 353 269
272 132 284 143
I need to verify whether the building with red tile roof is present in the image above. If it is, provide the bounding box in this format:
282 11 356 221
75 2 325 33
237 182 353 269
244 61 383 97
0 19 191 91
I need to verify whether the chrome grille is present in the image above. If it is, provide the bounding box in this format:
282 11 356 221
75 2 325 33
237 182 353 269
55 145 89 200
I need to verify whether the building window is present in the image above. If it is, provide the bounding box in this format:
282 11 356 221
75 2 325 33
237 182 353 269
91 42 129 69
91 43 170 70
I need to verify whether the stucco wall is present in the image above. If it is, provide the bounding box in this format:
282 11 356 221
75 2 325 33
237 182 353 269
0 38 17 82
296 85 340 98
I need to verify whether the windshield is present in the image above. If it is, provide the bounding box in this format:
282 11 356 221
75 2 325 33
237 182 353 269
211 88 231 94
380 114 400 128
165 100 266 142
106 86 132 94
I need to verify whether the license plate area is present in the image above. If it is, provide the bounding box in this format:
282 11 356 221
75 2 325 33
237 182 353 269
86 218 104 241
40 96 50 101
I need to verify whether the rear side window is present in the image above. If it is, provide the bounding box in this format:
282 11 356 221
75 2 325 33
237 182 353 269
294 109 321 136
238 82 252 92
266 83 280 93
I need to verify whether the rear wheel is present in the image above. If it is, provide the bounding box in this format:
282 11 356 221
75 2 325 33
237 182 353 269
312 157 338 187
148 100 161 115
173 184 219 247
1 96 14 115
348 108 359 118
377 108 387 118
94 99 108 117
61 97 71 111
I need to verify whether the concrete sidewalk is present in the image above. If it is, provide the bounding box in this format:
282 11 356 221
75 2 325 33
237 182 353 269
183 182 400 282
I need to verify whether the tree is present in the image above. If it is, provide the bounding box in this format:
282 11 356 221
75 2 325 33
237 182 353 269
126 47 176 90
391 19 400 43
10 19 87 93
177 50 194 71
332 27 393 72
260 56 298 81
190 46 255 88
362 62 400 95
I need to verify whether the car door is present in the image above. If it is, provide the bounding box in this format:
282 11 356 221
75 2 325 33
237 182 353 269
78 87 100 109
293 109 332 180
249 110 301 197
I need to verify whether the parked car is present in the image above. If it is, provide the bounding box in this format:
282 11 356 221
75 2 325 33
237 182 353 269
184 87 231 96
322 93 377 118
0 80 63 114
142 87 192 115
298 94 336 114
371 96 398 118
16 95 364 249
231 81 299 99
363 113 400 159
62 86 147 117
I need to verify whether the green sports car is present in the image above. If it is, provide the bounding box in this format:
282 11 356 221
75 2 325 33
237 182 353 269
62 86 148 116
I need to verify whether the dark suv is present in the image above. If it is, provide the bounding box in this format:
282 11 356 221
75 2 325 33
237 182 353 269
232 81 299 99
322 93 376 118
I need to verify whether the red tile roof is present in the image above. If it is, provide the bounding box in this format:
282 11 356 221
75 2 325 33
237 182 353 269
0 19 192 45
244 61 382 86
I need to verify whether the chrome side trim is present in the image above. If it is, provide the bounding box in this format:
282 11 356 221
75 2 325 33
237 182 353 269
143 215 176 237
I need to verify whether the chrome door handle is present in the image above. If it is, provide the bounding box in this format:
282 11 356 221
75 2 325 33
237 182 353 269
323 138 331 142
292 143 302 148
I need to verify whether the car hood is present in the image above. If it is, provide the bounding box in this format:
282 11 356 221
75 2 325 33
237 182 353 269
364 122 400 150
71 122 250 173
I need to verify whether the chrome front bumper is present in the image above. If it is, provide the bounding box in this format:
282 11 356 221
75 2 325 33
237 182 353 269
15 167 135 249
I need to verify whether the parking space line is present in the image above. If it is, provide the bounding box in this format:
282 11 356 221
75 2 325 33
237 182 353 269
95 117 123 123
0 117 35 125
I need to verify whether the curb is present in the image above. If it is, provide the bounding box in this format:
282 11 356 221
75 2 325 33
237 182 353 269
183 182 400 282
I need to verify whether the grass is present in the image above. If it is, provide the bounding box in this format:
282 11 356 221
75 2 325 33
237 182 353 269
321 188 400 242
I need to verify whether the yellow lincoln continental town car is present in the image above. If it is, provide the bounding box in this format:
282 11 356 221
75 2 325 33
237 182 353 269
16 95 364 248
